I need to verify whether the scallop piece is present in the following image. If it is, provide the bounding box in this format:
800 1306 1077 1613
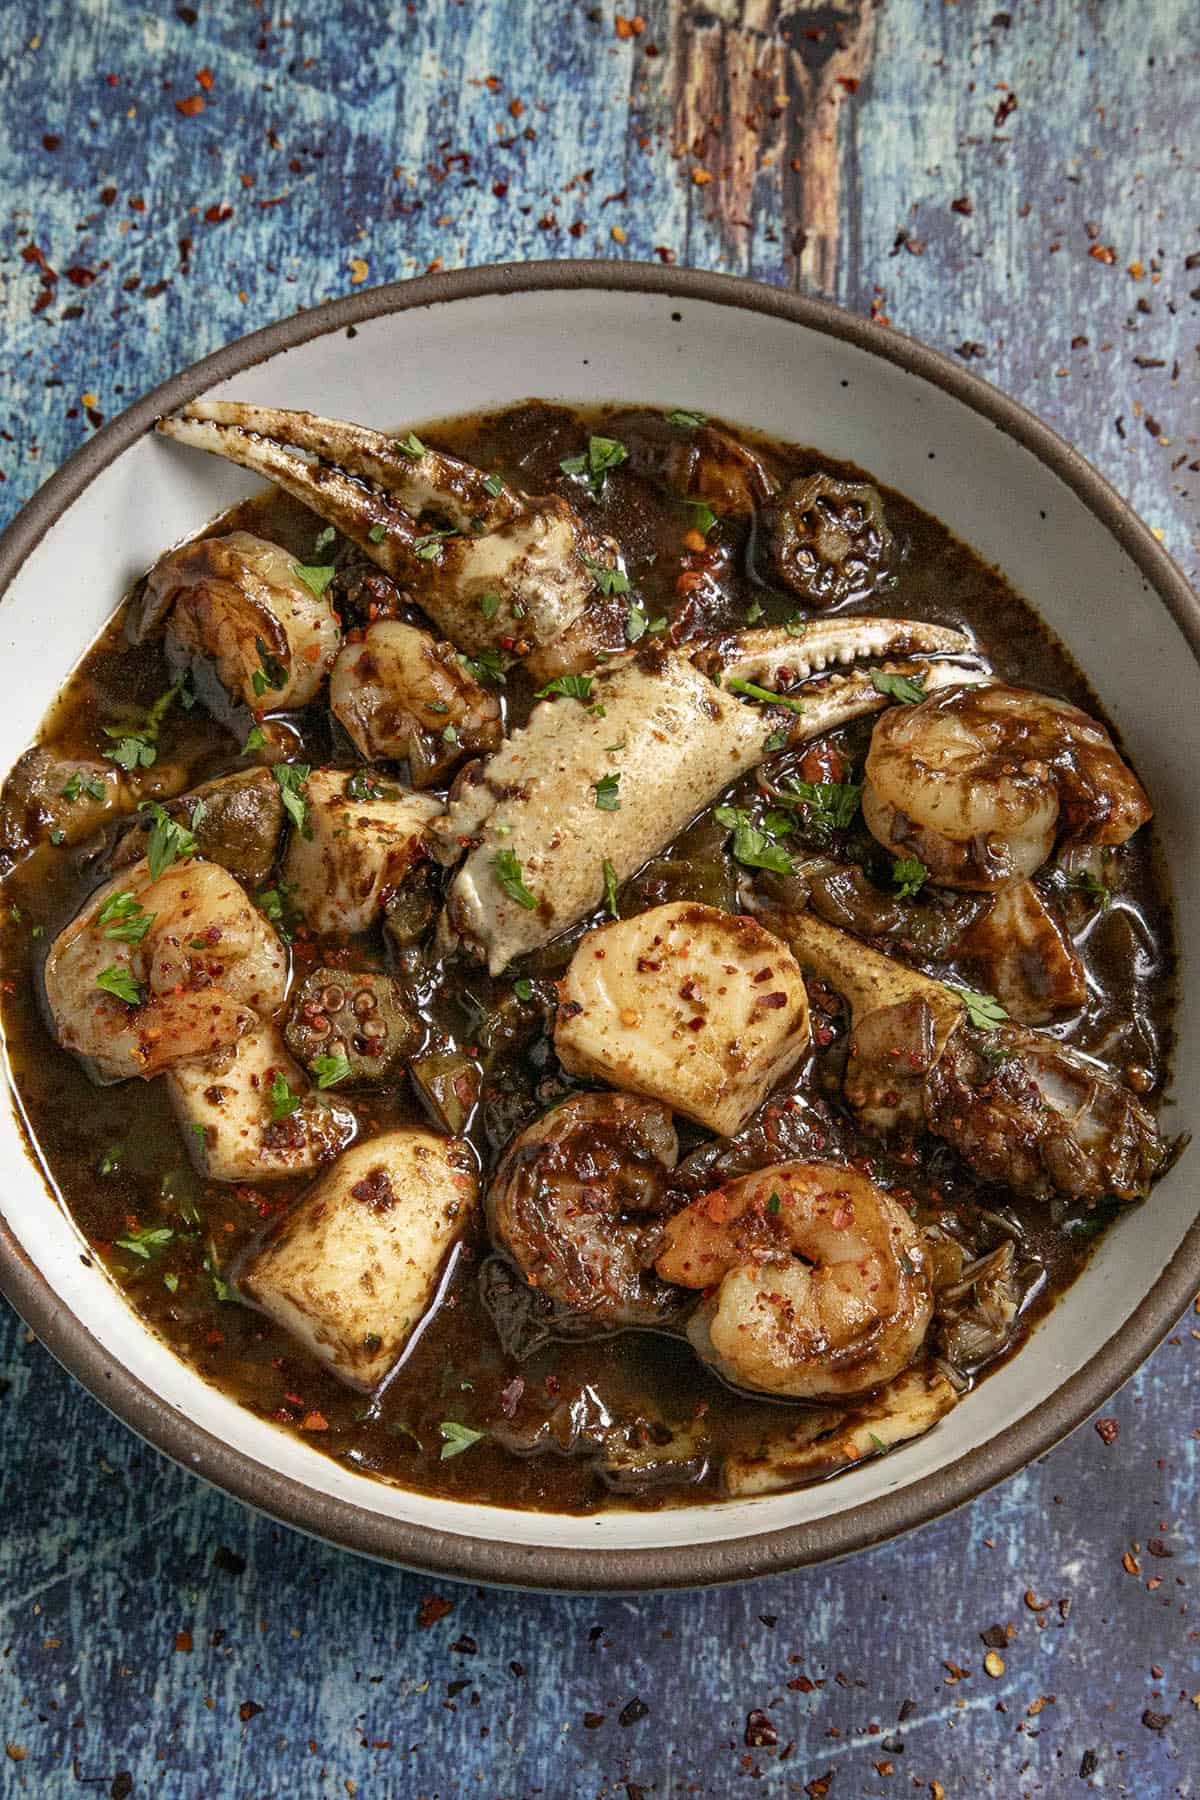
554 901 811 1136
236 1129 479 1390
329 620 502 787
283 768 443 935
167 1022 356 1182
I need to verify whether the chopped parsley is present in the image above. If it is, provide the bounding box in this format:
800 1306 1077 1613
745 598 764 624
868 1432 888 1454
273 763 312 837
870 669 927 704
270 1071 302 1120
292 561 336 600
458 647 506 686
255 881 303 942
102 730 157 772
714 805 794 875
1052 867 1111 910
243 724 266 753
667 408 707 428
438 1420 485 1460
535 672 594 701
766 1192 782 1216
99 1147 121 1176
96 964 143 1006
312 1052 352 1090
947 984 1009 1030
368 522 388 543
391 432 427 459
784 617 809 639
204 1243 234 1303
493 849 537 910
780 778 862 835
479 590 502 619
725 675 805 716
559 434 629 493
482 472 505 498
892 855 929 899
764 728 789 753
513 977 533 1002
412 528 459 561
581 553 630 597
113 1224 174 1262
346 769 399 802
96 890 155 944
625 603 667 643
602 858 620 918
442 724 459 745
312 525 336 555
163 1271 180 1294
251 636 289 698
688 500 717 535
61 770 107 804
592 772 621 811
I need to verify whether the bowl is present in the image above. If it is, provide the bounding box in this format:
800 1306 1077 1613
1 261 1196 1590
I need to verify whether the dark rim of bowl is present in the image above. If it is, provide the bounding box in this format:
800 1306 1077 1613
0 260 1197 1593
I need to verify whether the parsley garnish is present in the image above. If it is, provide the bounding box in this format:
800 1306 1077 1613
255 881 303 942
667 408 708 428
96 964 143 1006
535 672 594 701
312 525 336 555
292 562 336 600
458 647 506 687
139 800 197 880
1053 868 1111 910
582 553 630 598
559 434 629 493
243 725 265 753
346 769 398 802
251 636 289 698
892 855 928 899
273 763 311 837
781 778 862 835
270 1071 302 1120
946 985 1009 1030
592 772 621 811
204 1243 234 1303
870 669 927 704
312 1052 352 1089
602 858 620 918
482 472 504 498
61 770 107 804
745 598 764 624
368 522 388 543
764 728 789 753
513 977 533 1002
766 1192 782 1216
438 1420 485 1460
103 731 157 772
868 1432 888 1454
412 528 458 561
688 500 717 535
442 724 459 745
113 1224 174 1261
391 432 427 459
625 603 667 643
97 890 155 944
714 805 795 875
163 1271 180 1294
479 590 501 619
725 676 805 716
493 849 537 910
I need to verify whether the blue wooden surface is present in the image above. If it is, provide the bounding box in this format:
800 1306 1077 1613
1 1 1197 1793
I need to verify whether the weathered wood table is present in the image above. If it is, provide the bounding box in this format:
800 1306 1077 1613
1 2 1196 1793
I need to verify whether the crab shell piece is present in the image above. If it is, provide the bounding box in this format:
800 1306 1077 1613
155 402 618 663
432 620 978 975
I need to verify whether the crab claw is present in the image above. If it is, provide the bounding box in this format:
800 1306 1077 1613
156 402 618 663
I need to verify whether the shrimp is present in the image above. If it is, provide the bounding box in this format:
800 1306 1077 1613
486 1092 689 1331
655 1161 933 1400
133 531 341 717
44 855 287 1083
862 682 1152 889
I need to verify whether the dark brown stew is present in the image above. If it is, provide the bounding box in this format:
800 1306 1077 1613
0 402 1176 1513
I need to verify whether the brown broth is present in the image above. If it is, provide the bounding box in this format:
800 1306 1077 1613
0 402 1176 1513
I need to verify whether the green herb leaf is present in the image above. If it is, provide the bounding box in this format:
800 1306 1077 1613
946 984 1009 1030
513 977 533 1002
368 522 388 543
482 472 504 498
252 636 289 696
97 890 156 944
312 525 336 555
243 725 265 753
479 590 501 619
61 770 108 804
458 646 506 687
870 669 927 704
312 1052 352 1090
602 858 620 918
560 434 629 493
764 728 789 753
781 779 863 834
163 1271 180 1294
270 1071 302 1120
725 675 805 717
99 1147 121 1176
868 1432 888 1454
442 723 460 745
391 432 427 459
493 849 537 910
592 772 621 811
892 854 928 899
255 881 303 943
412 528 459 561
745 598 764 624
346 769 399 802
784 617 809 639
204 1243 234 1303
103 732 157 772
48 828 65 845
766 1191 782 1216
535 672 594 701
1053 868 1111 910
713 806 795 875
582 553 630 598
113 1224 174 1261
292 562 336 600
273 763 311 837
667 408 708 428
688 500 718 535
438 1420 485 1460
625 603 649 642
96 964 143 1006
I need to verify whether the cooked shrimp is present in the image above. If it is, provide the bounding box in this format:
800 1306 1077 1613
134 531 341 716
862 682 1152 889
655 1161 933 1400
44 855 287 1082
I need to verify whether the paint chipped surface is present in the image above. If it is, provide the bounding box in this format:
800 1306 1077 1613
0 0 1197 1792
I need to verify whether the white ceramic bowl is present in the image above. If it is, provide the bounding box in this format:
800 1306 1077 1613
1 263 1196 1589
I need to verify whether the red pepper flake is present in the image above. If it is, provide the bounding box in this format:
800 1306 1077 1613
417 1594 454 1628
175 1630 193 1652
238 1701 263 1723
42 134 61 152
299 1410 328 1432
1088 243 1116 265
195 66 214 89
508 97 524 119
615 14 645 37
204 202 233 225
64 266 96 288
691 167 714 186
951 194 973 215
836 75 860 92
745 1710 778 1748
175 93 205 117
993 90 1018 127
1094 1415 1119 1444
